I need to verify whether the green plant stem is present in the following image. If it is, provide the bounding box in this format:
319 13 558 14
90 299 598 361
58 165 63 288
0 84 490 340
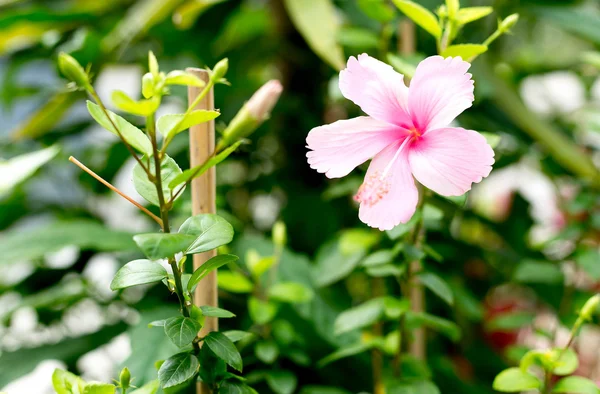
438 19 454 54
159 76 217 155
371 277 385 394
482 28 502 47
167 148 223 205
147 113 200 354
543 371 551 394
89 90 151 177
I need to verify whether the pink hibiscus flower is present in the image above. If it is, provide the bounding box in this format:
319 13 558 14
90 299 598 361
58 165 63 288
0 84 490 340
306 54 495 230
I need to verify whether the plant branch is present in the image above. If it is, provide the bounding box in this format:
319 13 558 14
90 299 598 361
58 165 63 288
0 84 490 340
68 156 163 226
147 113 200 355
160 77 217 155
88 90 151 177
167 147 223 205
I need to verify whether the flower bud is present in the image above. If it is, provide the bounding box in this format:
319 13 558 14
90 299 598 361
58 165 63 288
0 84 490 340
499 13 519 33
119 367 131 390
58 52 91 91
580 294 600 321
272 221 287 247
218 80 283 150
247 80 283 122
212 58 229 81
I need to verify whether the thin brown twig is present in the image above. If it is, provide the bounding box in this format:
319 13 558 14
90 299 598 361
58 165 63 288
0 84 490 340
69 156 163 226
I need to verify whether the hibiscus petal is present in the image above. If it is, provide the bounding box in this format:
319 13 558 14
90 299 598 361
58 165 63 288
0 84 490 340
339 54 412 128
306 116 402 178
408 127 494 196
357 139 419 230
409 56 474 131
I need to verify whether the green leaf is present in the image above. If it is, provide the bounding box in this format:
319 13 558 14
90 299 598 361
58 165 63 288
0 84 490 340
224 330 255 343
157 110 220 142
445 0 459 19
493 368 541 392
266 370 297 394
111 90 160 117
272 320 297 346
247 255 275 279
0 145 59 197
513 260 564 284
179 214 234 255
204 332 243 372
386 210 422 240
576 249 600 280
255 340 279 364
173 0 228 30
110 259 168 290
536 6 600 46
339 229 380 255
169 140 244 189
218 271 254 293
441 44 488 59
249 296 278 325
392 0 441 38
407 312 461 342
200 306 235 318
313 236 371 287
268 282 314 303
164 70 205 87
480 132 501 148
0 220 136 265
133 233 195 260
52 369 86 394
456 7 493 24
487 311 535 331
334 298 385 335
418 272 454 306
188 254 238 292
130 380 160 394
318 342 375 367
219 381 259 394
158 352 199 389
86 101 152 156
282 0 345 70
550 348 579 376
357 0 395 22
383 297 410 319
553 376 600 394
299 387 350 394
148 320 166 327
362 250 394 267
133 154 184 207
83 383 116 394
164 317 201 347
387 380 440 394
336 27 380 49
366 263 405 278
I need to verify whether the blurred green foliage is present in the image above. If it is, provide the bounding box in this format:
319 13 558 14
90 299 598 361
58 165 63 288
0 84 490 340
1 0 600 393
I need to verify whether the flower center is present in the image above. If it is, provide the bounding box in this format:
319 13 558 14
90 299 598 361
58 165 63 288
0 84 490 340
409 127 422 140
354 171 390 207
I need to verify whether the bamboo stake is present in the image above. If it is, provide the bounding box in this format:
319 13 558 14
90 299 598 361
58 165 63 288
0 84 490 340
187 68 217 394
